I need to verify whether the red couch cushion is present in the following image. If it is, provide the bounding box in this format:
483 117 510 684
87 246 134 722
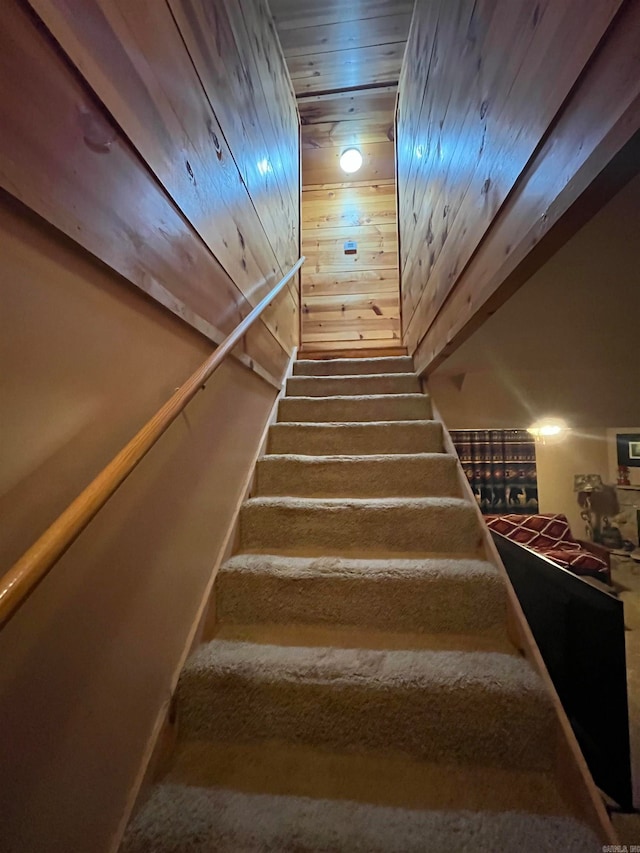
485 513 575 549
486 513 608 577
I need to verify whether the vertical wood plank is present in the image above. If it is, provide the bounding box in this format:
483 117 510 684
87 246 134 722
397 0 627 366
0 0 289 379
26 0 300 354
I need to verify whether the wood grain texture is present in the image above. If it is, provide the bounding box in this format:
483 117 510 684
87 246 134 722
413 3 640 376
303 141 395 187
287 43 407 96
27 0 299 356
270 0 414 31
278 13 412 58
301 344 408 355
300 180 400 351
302 119 394 150
397 0 627 368
299 89 397 125
0 0 290 380
303 185 398 228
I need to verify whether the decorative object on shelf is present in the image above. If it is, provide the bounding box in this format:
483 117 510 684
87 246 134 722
616 433 640 468
574 473 603 540
617 465 631 486
573 475 619 543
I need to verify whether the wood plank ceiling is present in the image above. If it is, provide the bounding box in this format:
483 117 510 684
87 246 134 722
270 0 413 352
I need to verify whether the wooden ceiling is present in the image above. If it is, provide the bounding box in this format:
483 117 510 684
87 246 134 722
270 0 413 187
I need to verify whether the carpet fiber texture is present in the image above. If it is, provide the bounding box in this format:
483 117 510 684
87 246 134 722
121 355 603 852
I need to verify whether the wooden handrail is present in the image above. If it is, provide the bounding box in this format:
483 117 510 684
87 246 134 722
0 257 305 629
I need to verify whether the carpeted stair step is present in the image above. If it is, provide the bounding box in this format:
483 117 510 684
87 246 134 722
216 554 505 634
176 639 556 771
239 496 480 555
278 393 432 423
287 373 420 397
121 783 600 853
267 420 443 456
254 453 460 498
294 355 414 376
156 739 577 818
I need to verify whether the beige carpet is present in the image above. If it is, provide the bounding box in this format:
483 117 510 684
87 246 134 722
121 356 603 852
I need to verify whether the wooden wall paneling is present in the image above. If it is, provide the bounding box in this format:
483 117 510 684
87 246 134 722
412 1 640 376
300 182 400 350
288 43 407 96
270 0 414 31
398 1 548 312
0 0 288 382
27 0 298 355
398 0 625 352
298 89 397 126
278 13 413 58
217 0 301 213
303 142 395 187
162 0 299 272
303 184 398 229
303 323 401 343
302 119 393 150
302 269 400 297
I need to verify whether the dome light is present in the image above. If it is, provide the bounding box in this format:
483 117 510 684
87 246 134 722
339 148 363 174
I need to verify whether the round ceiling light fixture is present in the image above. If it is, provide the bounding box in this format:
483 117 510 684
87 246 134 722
339 147 363 174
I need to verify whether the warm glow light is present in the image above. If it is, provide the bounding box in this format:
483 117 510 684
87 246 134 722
527 418 569 444
340 148 363 174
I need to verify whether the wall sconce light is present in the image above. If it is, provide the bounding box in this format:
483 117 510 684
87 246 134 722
340 148 363 174
527 418 568 445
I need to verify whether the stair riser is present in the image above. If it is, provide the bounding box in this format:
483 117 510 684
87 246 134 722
217 572 506 634
255 455 460 498
278 395 432 423
287 374 420 397
268 422 443 456
177 672 555 772
294 357 414 376
240 502 480 554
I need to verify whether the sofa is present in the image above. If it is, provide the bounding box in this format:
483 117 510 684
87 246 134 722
485 513 611 584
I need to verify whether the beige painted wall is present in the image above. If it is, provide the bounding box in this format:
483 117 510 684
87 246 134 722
0 196 279 852
536 430 609 536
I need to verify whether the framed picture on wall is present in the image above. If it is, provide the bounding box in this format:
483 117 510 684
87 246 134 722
616 433 640 468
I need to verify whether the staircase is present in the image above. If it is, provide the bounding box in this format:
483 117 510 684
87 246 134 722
122 355 601 852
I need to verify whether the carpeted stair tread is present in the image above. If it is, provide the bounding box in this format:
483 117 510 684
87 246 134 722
278 393 432 422
240 496 480 555
177 640 555 770
214 622 516 653
255 452 459 497
163 740 574 817
267 420 443 455
287 373 420 397
120 352 604 852
217 554 505 634
294 356 414 376
121 784 601 853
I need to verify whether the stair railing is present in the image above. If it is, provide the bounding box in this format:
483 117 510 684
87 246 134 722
0 257 305 630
